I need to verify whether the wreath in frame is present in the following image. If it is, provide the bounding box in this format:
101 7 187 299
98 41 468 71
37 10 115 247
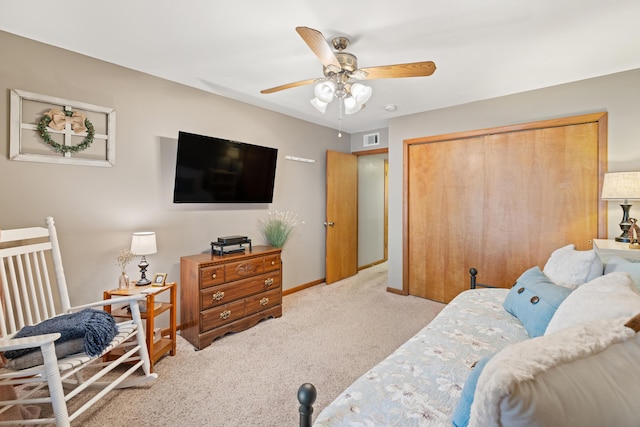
36 108 95 154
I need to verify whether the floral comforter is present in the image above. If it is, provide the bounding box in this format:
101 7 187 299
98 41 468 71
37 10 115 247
314 288 529 426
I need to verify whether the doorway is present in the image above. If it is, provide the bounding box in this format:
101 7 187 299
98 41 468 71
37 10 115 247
325 148 389 284
357 152 388 269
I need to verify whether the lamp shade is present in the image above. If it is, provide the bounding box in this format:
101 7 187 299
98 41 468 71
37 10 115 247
314 81 336 103
601 172 640 201
343 96 363 115
350 83 372 105
310 97 329 113
130 232 157 255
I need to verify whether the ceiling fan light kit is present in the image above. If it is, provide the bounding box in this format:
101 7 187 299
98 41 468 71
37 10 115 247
310 80 371 115
262 26 436 124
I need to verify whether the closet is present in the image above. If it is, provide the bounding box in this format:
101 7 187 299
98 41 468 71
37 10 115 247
403 113 608 303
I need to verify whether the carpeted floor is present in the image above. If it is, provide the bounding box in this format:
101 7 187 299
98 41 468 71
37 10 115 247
75 262 444 426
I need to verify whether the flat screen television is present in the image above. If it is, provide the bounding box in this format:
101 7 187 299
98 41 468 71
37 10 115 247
173 131 278 203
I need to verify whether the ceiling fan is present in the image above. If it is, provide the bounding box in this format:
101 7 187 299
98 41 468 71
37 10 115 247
261 26 437 115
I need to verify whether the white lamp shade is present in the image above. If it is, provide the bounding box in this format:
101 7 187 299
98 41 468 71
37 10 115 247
314 81 336 103
130 232 157 255
601 172 640 200
310 97 329 113
344 96 363 115
350 83 372 104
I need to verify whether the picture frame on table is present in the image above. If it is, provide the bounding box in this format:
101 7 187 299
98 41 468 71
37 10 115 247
152 273 167 286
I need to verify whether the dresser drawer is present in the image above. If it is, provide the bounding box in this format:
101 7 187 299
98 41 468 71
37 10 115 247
225 257 265 282
200 274 271 310
200 299 245 332
245 288 281 316
200 265 225 288
264 253 281 272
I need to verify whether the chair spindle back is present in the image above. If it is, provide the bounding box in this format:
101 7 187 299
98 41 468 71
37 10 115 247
0 217 71 337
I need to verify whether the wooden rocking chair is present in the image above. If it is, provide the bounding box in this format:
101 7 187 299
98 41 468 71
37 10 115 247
0 217 157 426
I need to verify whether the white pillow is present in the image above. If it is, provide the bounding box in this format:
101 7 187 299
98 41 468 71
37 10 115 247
604 255 640 292
545 272 640 335
469 317 640 427
543 244 603 289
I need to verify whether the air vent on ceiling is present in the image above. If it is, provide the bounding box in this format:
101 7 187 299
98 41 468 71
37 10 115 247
363 133 380 147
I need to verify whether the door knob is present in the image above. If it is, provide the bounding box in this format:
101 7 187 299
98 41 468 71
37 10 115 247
324 221 335 227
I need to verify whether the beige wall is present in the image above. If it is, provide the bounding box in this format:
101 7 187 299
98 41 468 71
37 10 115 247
386 68 640 290
4 30 640 303
0 31 348 308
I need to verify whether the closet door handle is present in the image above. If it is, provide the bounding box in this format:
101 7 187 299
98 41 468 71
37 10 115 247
324 221 335 227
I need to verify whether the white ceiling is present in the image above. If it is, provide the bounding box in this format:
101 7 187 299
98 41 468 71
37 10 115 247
1 0 639 134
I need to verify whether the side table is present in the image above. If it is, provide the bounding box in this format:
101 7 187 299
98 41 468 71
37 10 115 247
593 239 640 261
103 281 177 372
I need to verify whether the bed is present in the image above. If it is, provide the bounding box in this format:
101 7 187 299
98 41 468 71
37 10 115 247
298 245 640 427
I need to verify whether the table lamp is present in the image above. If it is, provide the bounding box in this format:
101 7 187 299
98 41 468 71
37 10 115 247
130 231 157 285
601 171 640 242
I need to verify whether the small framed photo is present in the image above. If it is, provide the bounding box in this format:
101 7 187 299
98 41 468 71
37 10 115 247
152 273 167 286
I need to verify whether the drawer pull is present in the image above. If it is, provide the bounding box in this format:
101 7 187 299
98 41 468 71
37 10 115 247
212 273 217 279
264 277 274 288
220 310 231 320
271 260 275 266
260 297 269 306
212 291 225 301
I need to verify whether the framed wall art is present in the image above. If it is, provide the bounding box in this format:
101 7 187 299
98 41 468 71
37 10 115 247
10 89 116 167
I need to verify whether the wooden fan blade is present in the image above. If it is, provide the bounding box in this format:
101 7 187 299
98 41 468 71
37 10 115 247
260 78 317 94
296 26 341 68
360 61 436 80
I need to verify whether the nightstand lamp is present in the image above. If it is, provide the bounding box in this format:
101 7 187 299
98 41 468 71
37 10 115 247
601 171 640 242
130 231 157 285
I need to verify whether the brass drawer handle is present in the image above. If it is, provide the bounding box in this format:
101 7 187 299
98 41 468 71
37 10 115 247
260 297 269 306
212 291 225 301
219 310 231 320
211 272 217 279
271 260 275 266
264 277 274 288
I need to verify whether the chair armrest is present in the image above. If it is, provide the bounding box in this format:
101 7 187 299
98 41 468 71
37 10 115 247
0 333 61 352
69 294 145 312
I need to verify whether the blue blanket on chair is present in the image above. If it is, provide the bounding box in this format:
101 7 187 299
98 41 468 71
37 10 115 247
4 308 118 359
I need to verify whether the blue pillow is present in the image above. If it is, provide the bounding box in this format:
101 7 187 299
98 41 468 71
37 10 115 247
502 266 572 337
452 354 493 427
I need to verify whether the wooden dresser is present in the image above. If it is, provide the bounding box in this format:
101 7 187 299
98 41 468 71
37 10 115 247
180 246 282 350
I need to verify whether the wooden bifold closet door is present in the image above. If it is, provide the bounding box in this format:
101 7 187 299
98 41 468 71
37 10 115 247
404 113 607 303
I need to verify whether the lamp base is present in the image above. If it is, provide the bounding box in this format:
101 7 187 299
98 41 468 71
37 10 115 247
615 203 632 243
136 255 151 286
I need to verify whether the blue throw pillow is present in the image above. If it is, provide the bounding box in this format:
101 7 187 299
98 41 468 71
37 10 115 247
452 354 493 427
502 266 572 337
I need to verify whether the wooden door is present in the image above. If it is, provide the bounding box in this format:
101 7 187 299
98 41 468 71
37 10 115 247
404 113 607 303
325 150 358 284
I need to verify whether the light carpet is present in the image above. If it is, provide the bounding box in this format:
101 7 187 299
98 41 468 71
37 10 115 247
76 262 444 426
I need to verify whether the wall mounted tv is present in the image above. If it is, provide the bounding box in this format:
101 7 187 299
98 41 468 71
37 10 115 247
173 131 278 203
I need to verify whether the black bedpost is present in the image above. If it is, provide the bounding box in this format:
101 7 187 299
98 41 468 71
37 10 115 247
298 383 317 427
469 267 478 289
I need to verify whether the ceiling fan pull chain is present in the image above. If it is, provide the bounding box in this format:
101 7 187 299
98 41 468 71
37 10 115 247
338 100 343 138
